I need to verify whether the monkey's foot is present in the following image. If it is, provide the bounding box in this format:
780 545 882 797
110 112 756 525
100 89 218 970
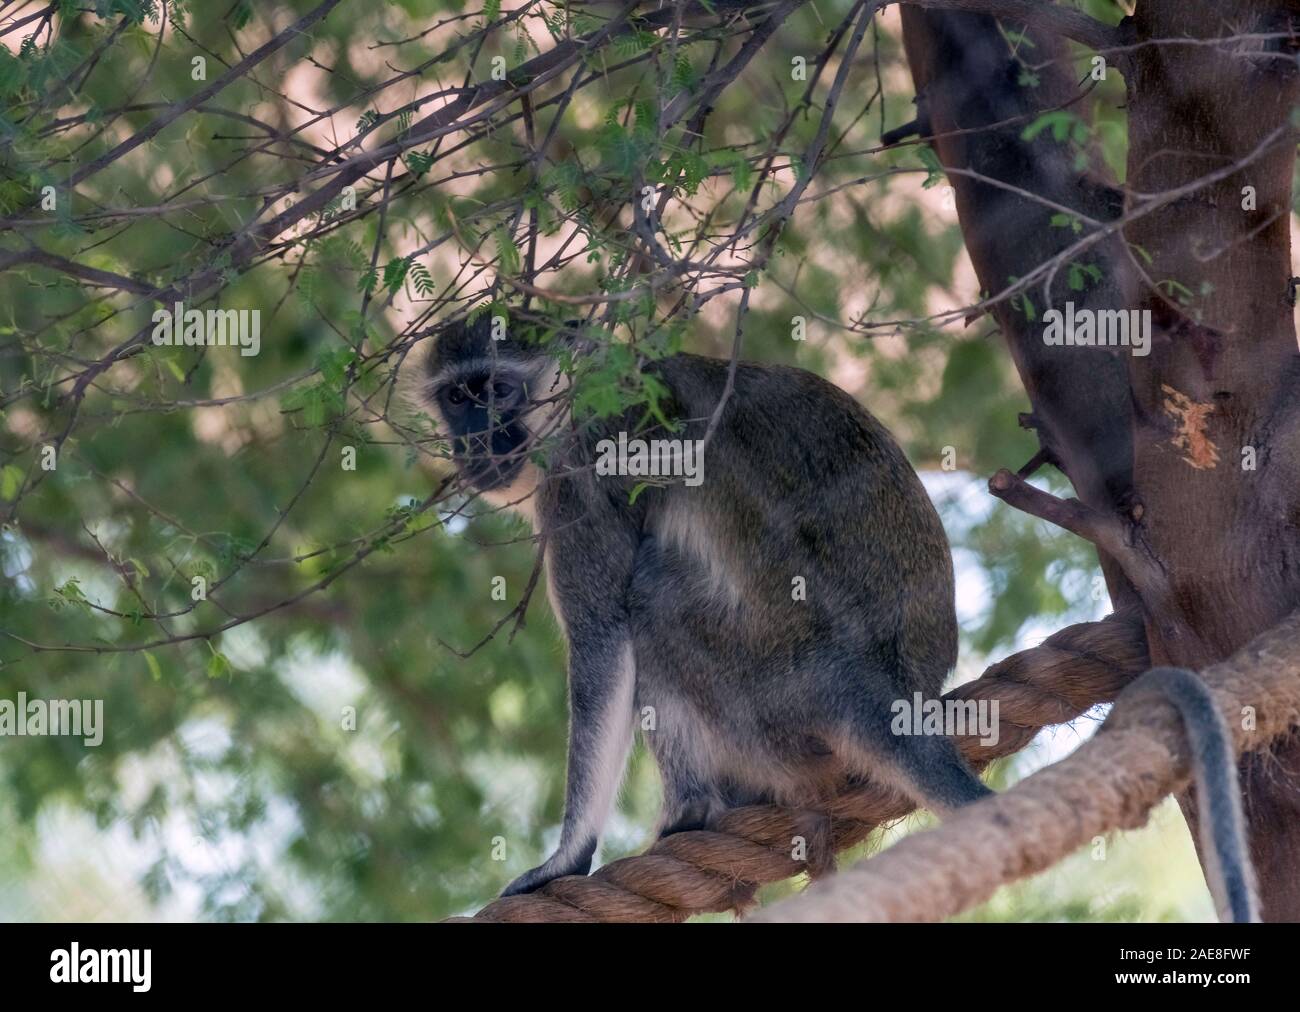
500 840 596 896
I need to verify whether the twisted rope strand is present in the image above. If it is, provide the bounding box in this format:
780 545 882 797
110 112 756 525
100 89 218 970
751 609 1300 922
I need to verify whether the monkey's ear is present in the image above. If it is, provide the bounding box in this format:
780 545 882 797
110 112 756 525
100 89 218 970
534 318 598 356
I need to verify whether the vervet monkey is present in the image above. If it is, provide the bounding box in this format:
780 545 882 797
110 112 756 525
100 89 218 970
419 315 991 897
422 317 1261 922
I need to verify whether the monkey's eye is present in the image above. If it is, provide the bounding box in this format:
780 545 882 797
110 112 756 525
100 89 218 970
492 381 515 400
446 387 467 406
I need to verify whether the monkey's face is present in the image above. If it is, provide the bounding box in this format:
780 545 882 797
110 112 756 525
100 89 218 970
430 362 539 492
420 318 573 500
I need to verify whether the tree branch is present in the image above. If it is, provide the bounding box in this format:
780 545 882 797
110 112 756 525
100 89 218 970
988 467 1125 555
896 0 1123 52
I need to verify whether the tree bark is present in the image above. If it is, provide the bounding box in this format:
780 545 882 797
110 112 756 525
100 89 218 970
898 0 1300 919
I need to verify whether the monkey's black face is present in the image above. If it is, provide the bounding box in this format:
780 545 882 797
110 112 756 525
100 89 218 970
434 368 533 492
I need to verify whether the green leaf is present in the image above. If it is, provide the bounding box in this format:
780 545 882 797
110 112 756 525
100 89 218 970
1022 110 1083 144
404 149 433 176
595 121 645 176
49 577 91 613
0 463 22 500
668 150 708 196
917 146 944 188
543 160 583 211
1049 212 1082 234
494 226 520 276
206 649 232 680
670 53 694 94
318 346 358 386
283 382 342 427
709 150 753 192
1007 277 1036 322
382 256 411 294
409 260 435 296
0 48 26 96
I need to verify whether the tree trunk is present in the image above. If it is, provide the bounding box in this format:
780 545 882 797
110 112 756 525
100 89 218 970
899 1 1300 919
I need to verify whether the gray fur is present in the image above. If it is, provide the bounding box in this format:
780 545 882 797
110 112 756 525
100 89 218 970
1141 667 1260 923
421 317 990 896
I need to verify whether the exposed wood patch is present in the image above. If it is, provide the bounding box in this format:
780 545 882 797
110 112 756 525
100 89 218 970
1161 384 1220 470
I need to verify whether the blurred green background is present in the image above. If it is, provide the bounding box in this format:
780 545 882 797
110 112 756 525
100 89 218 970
0 0 1215 920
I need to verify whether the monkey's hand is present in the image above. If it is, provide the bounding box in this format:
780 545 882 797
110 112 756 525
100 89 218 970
500 844 595 897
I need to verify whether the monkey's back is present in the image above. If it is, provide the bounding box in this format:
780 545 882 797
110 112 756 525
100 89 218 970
626 353 957 748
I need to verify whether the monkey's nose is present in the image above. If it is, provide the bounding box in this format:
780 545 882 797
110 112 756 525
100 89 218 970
465 432 493 457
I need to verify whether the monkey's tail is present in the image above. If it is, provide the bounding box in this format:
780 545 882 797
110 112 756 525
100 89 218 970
1141 666 1260 923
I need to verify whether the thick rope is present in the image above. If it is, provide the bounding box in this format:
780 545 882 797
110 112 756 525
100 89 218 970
751 609 1300 922
456 612 1149 922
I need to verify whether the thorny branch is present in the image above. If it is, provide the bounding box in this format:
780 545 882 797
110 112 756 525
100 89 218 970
0 0 1288 668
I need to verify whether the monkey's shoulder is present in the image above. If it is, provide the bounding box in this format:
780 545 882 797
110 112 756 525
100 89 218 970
649 353 878 414
643 353 908 463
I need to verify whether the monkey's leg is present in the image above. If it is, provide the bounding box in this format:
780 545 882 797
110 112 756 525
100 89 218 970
654 775 758 838
500 637 637 896
656 796 718 838
835 692 992 815
887 731 993 812
644 702 728 837
500 480 641 898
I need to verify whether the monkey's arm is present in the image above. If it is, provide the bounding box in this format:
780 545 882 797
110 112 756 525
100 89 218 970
1142 666 1260 923
500 478 640 897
